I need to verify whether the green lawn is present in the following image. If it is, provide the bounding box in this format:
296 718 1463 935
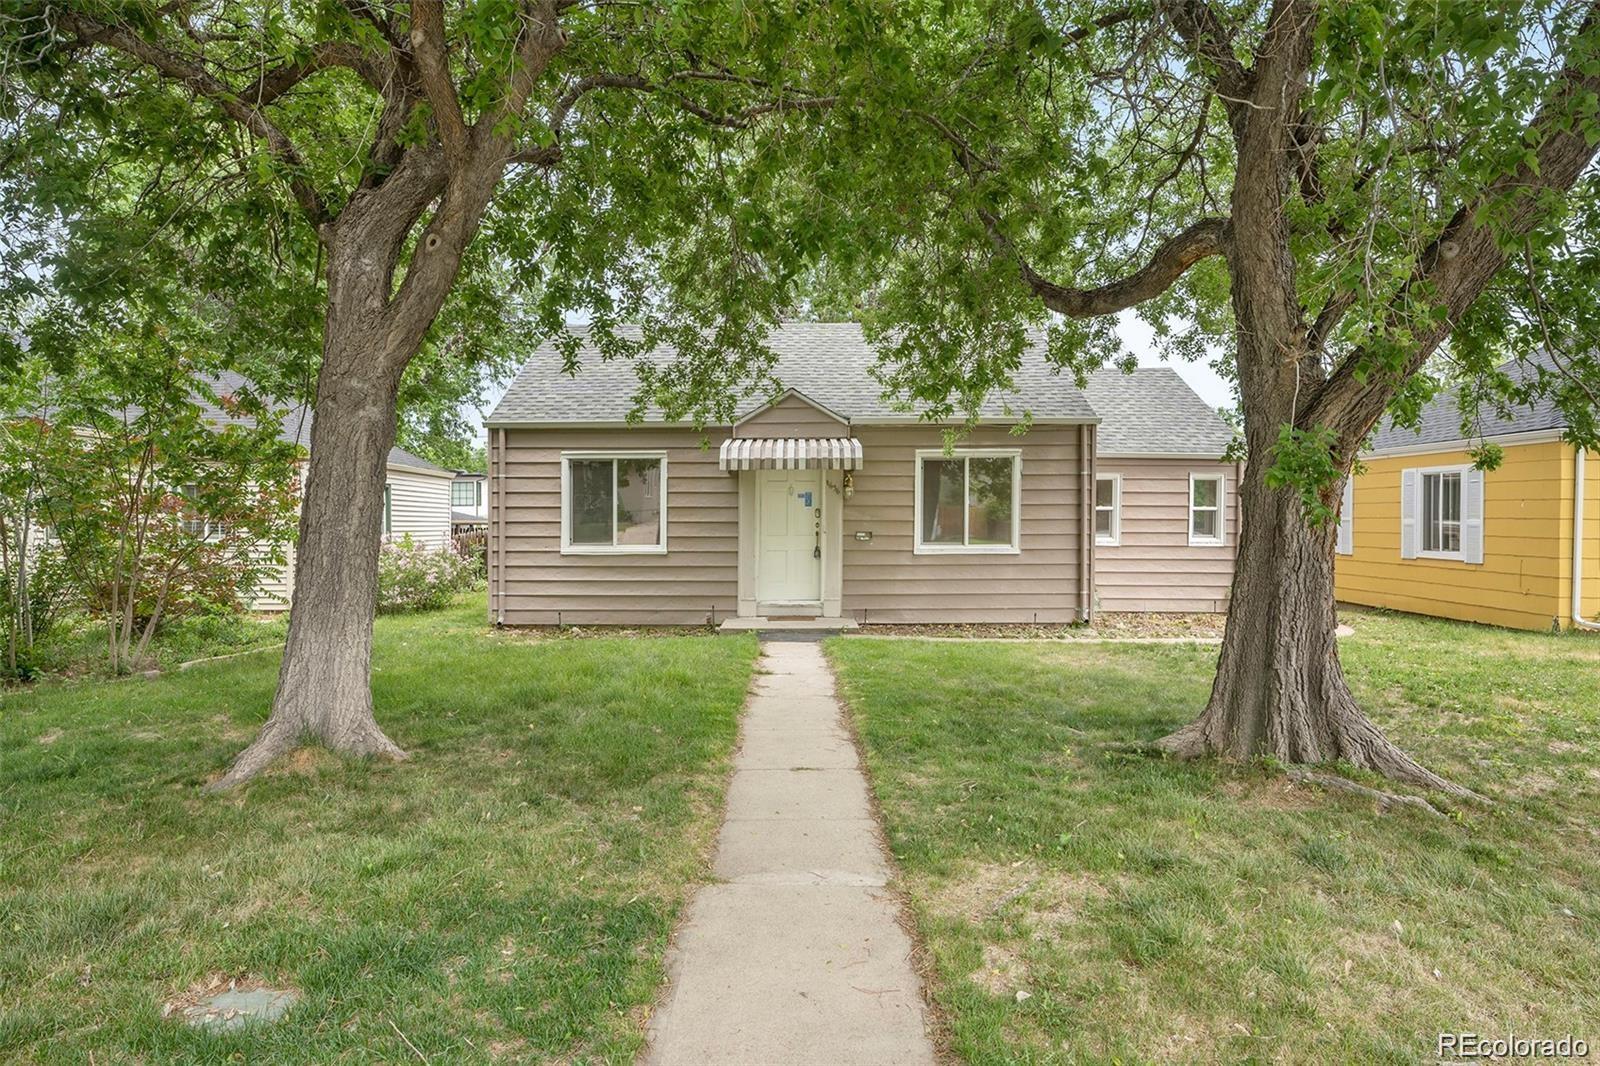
0 596 757 1063
828 610 1600 1065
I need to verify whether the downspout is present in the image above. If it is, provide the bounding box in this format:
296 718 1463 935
1079 423 1093 624
494 427 507 626
1572 448 1600 631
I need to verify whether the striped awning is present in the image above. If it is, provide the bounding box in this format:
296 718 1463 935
718 437 865 471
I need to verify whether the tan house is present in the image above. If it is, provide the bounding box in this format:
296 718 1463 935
1084 367 1240 613
484 324 1237 627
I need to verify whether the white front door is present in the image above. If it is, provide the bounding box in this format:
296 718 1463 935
757 468 823 604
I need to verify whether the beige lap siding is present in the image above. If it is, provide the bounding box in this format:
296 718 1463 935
840 425 1089 624
495 427 738 625
733 394 847 437
1094 458 1238 613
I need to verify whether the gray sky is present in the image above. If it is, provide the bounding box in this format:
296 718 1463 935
466 313 1235 443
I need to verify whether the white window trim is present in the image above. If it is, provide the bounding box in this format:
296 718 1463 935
560 451 669 555
1188 473 1226 547
1415 464 1469 562
1095 473 1122 546
912 448 1022 555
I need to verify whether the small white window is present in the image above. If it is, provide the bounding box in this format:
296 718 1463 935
1095 475 1121 546
914 450 1021 554
1401 465 1483 564
178 483 226 539
451 480 480 508
561 453 668 554
1188 474 1225 546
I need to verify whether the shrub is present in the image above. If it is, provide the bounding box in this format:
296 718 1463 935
377 536 476 613
1 544 77 682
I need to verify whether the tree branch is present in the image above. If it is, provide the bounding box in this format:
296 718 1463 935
1165 0 1252 126
408 0 469 165
239 40 393 105
986 212 1230 317
1305 3 1600 444
59 11 332 229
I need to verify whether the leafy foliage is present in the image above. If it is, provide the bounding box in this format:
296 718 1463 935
11 334 300 673
376 536 480 614
756 1 1600 482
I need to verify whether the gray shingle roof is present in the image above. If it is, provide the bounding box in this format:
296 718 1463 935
201 371 449 474
1367 351 1570 453
1083 366 1235 457
486 322 1098 426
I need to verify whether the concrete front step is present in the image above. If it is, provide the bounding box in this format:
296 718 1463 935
718 616 859 632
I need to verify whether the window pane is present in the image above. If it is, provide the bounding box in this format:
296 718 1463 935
179 484 207 536
967 457 1014 545
1433 473 1446 550
920 459 965 544
1192 507 1218 540
1192 477 1218 508
1095 508 1113 537
614 458 662 545
1096 478 1116 508
1442 472 1461 551
569 460 614 544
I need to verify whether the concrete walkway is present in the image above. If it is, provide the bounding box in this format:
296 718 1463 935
643 639 936 1066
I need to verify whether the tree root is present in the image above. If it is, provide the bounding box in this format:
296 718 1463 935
1155 712 1489 805
1130 730 1488 818
203 716 407 794
1283 767 1448 819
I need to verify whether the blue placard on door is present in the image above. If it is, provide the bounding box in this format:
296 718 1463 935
799 491 813 507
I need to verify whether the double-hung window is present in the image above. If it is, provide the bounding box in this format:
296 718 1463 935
1402 464 1482 563
1095 475 1121 546
914 450 1020 554
178 483 226 539
561 453 668 554
451 480 481 509
1188 474 1225 546
1422 469 1463 555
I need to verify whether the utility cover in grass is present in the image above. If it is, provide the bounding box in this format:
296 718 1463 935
171 982 299 1030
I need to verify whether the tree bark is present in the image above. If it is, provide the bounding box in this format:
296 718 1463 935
206 314 407 791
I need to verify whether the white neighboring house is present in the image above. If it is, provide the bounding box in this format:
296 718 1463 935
193 373 455 611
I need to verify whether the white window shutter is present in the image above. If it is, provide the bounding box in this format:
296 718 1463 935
1400 468 1419 559
1336 476 1354 555
1462 467 1485 564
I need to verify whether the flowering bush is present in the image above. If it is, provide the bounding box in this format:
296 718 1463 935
376 536 477 613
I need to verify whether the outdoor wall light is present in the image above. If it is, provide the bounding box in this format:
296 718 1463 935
843 471 855 499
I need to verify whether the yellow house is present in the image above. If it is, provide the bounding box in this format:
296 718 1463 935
1335 355 1600 633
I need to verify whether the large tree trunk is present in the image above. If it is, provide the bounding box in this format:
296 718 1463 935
1157 453 1469 797
206 330 407 791
205 156 500 791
